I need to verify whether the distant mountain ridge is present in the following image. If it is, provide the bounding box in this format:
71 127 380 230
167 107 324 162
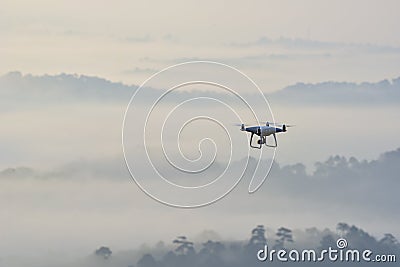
1 71 399 106
269 77 400 105
0 71 134 101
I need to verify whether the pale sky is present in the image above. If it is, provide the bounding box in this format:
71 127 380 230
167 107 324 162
2 0 400 90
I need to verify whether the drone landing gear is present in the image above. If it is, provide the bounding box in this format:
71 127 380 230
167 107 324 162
250 133 277 149
249 132 263 149
265 133 277 148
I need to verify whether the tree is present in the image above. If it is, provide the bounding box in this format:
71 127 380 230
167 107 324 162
249 225 267 245
95 246 112 259
380 233 399 246
173 236 195 256
336 223 377 250
274 227 293 249
379 233 400 253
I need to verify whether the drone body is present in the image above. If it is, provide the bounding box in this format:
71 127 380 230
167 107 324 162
239 122 292 149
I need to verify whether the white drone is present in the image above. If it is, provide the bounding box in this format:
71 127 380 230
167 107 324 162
236 122 294 149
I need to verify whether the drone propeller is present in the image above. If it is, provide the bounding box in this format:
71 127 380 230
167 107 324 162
232 123 247 131
264 121 295 127
281 124 296 132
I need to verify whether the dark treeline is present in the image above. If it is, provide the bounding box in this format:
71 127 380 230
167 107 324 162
94 223 399 267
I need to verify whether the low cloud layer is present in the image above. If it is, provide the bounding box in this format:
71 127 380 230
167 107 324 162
1 147 399 261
